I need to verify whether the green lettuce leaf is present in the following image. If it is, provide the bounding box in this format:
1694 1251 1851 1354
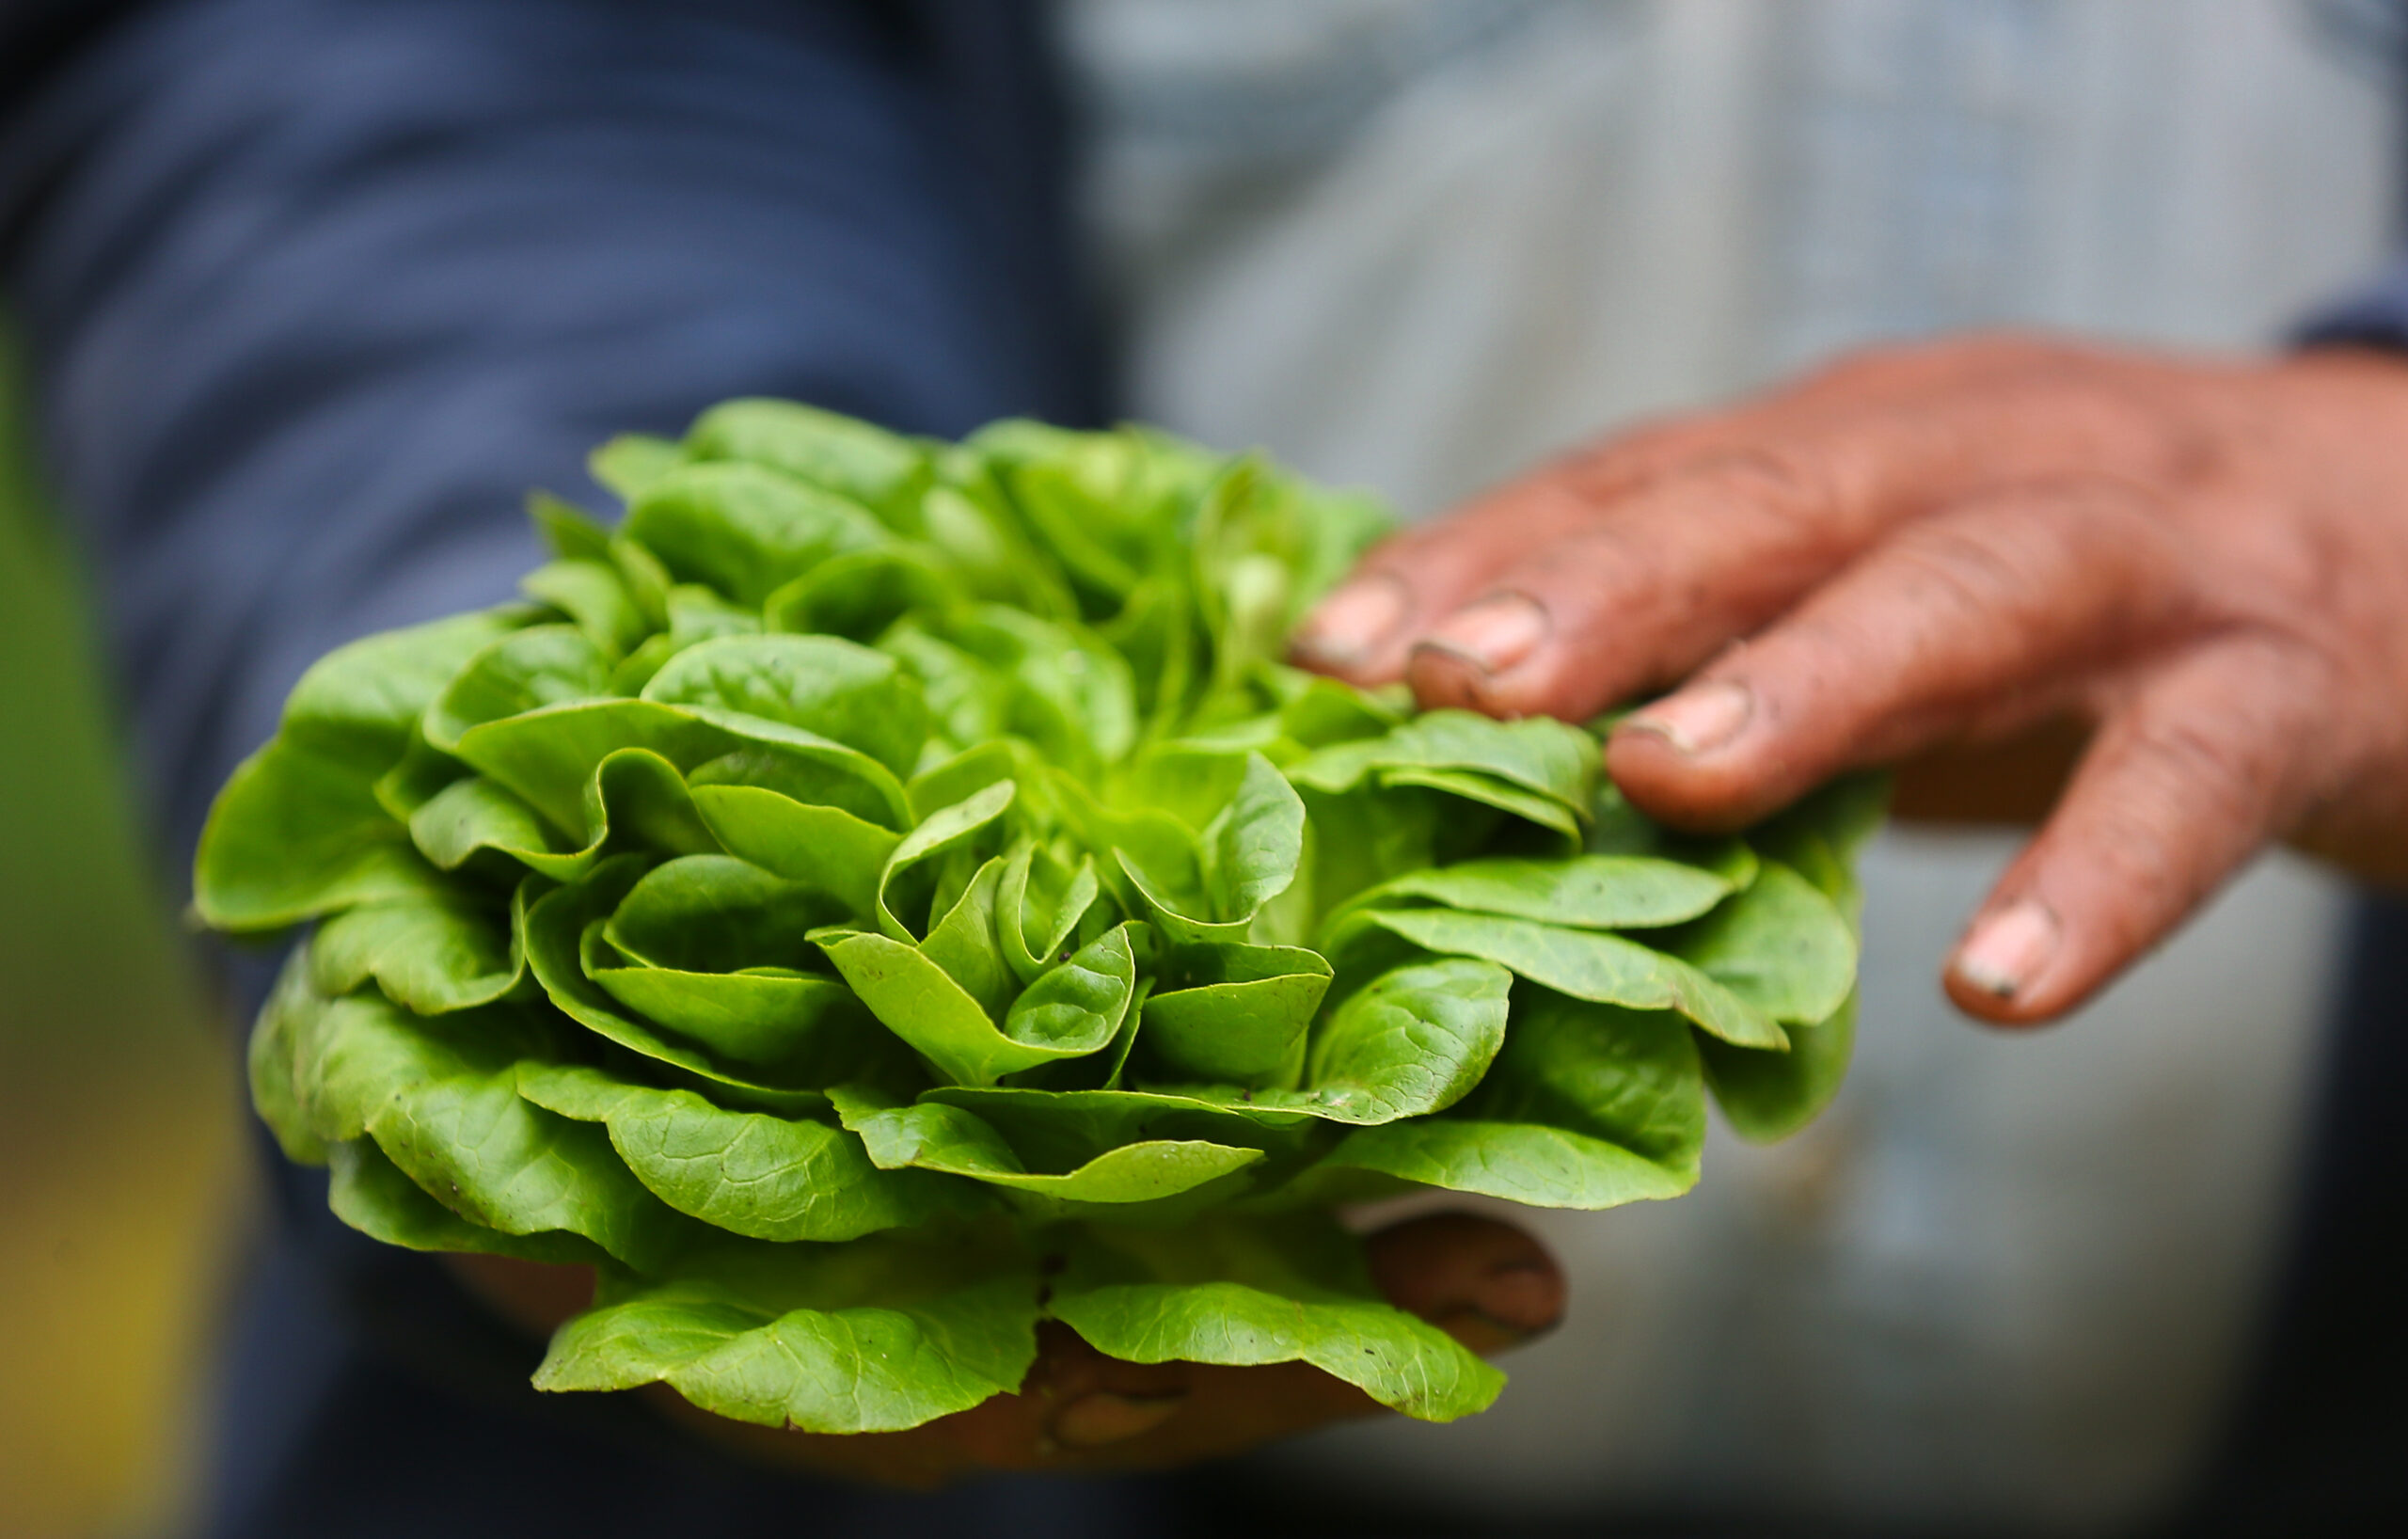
1316 990 1703 1208
1342 907 1787 1050
519 1063 978 1241
328 1137 610 1265
1048 1216 1502 1422
307 884 525 1014
621 461 890 607
281 974 693 1267
828 1084 1262 1210
534 1234 1041 1433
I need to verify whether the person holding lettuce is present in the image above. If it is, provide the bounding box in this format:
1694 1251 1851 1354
3 0 2405 1533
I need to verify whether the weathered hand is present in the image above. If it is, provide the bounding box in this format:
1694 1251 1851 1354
450 1210 1561 1487
1292 334 2408 1023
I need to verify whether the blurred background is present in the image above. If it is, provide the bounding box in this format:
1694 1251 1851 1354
1 1 2403 1534
0 338 246 1537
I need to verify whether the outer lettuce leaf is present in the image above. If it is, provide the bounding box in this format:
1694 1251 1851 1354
640 633 929 780
1315 990 1704 1209
1382 767 1584 846
589 434 683 502
278 971 694 1267
519 1063 979 1241
681 397 932 525
534 1234 1042 1433
1048 1216 1502 1422
829 1085 1263 1210
1288 709 1594 816
621 461 889 607
1694 772 1887 1140
1342 908 1787 1050
307 885 525 1014
1703 993 1860 1146
1659 861 1856 1026
405 747 720 881
249 951 332 1164
423 624 614 752
453 698 909 842
193 737 437 932
1329 852 1738 935
529 489 616 563
328 1138 610 1266
279 609 531 768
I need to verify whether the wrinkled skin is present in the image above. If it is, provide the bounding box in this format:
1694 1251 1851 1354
1294 335 2408 1023
450 1211 1562 1485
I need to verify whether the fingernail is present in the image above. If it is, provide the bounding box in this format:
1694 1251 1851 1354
1417 594 1549 675
1051 1389 1188 1449
1952 898 2060 999
1293 577 1408 666
1622 681 1752 756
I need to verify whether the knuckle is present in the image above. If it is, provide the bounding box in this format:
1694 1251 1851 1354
1680 445 1833 532
1908 479 2184 621
2120 710 2270 830
1549 523 1652 592
1885 522 2040 622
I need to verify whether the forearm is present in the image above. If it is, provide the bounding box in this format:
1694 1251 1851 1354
0 0 1101 865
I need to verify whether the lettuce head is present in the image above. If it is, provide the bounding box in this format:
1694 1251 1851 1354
195 400 1881 1435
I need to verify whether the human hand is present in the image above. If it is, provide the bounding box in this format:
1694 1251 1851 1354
449 1210 1561 1487
1291 334 2408 1023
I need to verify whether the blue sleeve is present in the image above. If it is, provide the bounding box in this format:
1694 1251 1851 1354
2299 258 2408 350
0 0 1103 868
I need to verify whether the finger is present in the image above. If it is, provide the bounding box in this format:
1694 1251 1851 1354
1287 348 1986 687
1291 479 1608 686
1392 382 2131 720
1397 453 1861 718
1292 335 2168 690
1365 1210 1566 1353
1605 481 2192 829
1025 1323 1195 1452
1941 636 2332 1023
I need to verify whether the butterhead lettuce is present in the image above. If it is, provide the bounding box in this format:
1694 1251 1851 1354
197 400 1880 1434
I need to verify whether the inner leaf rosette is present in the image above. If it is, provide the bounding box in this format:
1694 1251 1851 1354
198 398 1881 1435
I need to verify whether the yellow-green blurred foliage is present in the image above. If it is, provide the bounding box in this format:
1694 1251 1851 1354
0 340 246 1536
